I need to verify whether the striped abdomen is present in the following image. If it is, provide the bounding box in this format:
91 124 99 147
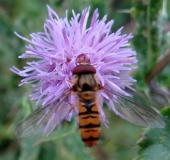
78 99 100 147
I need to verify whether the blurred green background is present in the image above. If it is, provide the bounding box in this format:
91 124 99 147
0 0 170 160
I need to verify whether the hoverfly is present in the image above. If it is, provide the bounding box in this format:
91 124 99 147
15 55 165 147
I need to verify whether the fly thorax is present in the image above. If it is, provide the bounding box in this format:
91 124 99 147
77 74 97 91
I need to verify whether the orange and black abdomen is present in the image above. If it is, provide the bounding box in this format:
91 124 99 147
78 100 100 147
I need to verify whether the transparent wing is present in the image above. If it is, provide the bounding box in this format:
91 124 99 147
104 88 165 128
15 89 72 138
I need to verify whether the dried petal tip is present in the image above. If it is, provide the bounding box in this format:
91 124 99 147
76 54 90 64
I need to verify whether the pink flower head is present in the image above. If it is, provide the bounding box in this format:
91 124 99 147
12 6 163 138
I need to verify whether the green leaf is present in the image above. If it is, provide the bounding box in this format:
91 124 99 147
135 107 170 160
34 118 77 145
18 137 40 160
23 118 93 160
38 142 58 160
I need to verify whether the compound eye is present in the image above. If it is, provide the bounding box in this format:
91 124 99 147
73 64 96 74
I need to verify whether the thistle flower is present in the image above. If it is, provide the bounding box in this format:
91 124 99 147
11 6 164 138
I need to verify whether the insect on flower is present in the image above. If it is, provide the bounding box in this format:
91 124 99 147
11 6 165 147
